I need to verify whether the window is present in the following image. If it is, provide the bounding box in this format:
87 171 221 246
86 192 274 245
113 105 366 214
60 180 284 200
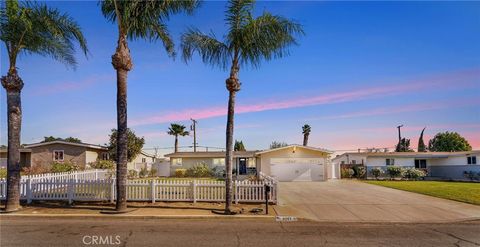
247 158 256 168
351 160 356 164
213 158 225 166
142 158 146 163
101 152 109 160
53 150 64 161
415 159 427 169
467 156 477 165
172 158 182 166
386 158 394 166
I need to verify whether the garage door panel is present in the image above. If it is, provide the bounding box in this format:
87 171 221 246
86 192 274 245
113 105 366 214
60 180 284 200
270 163 324 182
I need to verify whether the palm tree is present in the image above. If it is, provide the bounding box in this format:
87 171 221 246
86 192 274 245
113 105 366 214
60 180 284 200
302 124 311 146
0 0 87 212
167 123 190 153
100 0 199 212
181 0 304 214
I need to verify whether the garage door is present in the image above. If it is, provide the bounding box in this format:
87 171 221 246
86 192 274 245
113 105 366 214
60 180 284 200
270 158 324 181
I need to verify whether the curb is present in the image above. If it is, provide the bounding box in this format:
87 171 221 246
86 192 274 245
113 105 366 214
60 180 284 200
0 213 278 220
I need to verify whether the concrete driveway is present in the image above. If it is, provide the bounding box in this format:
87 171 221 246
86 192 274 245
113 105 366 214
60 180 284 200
274 180 480 223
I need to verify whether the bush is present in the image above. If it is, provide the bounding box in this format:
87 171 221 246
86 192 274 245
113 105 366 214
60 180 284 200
149 168 157 177
89 160 115 170
0 168 6 178
370 167 384 180
128 169 138 179
353 166 366 178
212 166 225 178
403 168 426 180
21 164 51 175
341 168 354 178
50 161 79 173
175 169 187 177
139 167 149 178
463 171 480 181
186 162 213 178
386 166 405 179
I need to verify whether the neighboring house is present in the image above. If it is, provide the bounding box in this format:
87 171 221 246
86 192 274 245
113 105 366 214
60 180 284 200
0 148 32 168
127 151 157 171
1 141 109 169
332 151 480 179
165 145 334 181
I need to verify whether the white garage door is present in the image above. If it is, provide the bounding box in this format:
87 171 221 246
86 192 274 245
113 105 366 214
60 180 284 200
270 158 324 181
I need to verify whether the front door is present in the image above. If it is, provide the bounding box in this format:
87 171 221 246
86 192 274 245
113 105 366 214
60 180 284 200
239 158 247 175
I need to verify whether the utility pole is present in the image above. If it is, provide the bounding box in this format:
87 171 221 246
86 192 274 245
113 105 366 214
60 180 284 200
397 124 404 143
191 118 198 152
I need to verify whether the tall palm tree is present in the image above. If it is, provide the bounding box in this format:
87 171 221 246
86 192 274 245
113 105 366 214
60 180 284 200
0 0 88 212
181 0 304 214
302 124 311 146
167 123 190 153
100 0 199 212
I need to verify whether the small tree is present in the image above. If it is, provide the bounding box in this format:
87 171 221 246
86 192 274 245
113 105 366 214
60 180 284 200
370 168 383 180
417 128 427 152
108 128 145 163
167 123 189 153
395 138 413 152
270 141 289 149
234 140 246 151
428 132 472 152
42 136 82 143
386 166 405 179
302 124 311 146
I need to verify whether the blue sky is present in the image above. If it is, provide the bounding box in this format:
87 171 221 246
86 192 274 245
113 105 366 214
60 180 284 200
1 1 479 155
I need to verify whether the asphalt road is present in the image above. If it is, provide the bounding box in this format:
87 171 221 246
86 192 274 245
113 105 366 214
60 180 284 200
1 217 480 247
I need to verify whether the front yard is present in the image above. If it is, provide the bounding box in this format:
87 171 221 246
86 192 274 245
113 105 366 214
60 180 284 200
364 180 480 205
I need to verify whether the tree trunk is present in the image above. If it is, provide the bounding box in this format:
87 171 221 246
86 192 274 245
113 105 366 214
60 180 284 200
174 135 179 153
1 71 24 212
303 134 309 146
112 33 132 212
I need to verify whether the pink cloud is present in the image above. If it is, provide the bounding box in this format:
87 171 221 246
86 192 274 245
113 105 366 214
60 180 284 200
30 74 114 96
131 68 480 126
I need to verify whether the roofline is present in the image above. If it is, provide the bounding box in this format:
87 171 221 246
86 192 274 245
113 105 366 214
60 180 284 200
333 150 480 159
24 140 108 150
255 145 333 155
164 151 257 158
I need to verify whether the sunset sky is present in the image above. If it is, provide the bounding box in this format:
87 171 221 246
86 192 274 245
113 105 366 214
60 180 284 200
1 1 479 155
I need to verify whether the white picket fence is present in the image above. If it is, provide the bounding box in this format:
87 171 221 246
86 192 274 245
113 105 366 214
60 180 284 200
0 171 277 204
21 169 110 183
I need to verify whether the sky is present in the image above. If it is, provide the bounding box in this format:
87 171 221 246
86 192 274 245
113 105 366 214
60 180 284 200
1 1 479 156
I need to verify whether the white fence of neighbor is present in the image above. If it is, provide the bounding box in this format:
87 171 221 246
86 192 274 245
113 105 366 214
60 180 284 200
0 170 277 204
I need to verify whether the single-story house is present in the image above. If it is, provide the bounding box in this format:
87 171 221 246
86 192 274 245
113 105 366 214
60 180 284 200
165 145 334 181
0 148 32 168
127 151 158 171
332 150 480 179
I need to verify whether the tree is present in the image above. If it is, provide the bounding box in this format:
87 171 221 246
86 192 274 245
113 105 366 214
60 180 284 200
234 140 246 151
302 124 311 146
270 141 289 149
181 0 303 214
167 123 190 153
100 0 199 212
417 127 427 152
395 138 414 152
108 128 145 163
41 136 82 143
428 132 472 152
0 0 87 212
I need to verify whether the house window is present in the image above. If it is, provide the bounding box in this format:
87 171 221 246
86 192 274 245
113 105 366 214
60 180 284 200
351 160 356 164
101 152 109 160
247 158 256 168
415 159 427 169
172 158 182 166
142 158 146 163
213 158 225 166
386 158 394 166
467 156 477 165
53 150 64 161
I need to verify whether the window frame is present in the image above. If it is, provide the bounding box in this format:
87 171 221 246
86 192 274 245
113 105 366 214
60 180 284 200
171 158 182 166
213 158 225 166
386 158 395 166
467 156 477 165
53 150 64 162
415 159 427 169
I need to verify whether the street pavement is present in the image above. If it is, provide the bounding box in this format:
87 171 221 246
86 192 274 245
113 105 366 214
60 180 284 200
275 180 480 222
1 216 480 246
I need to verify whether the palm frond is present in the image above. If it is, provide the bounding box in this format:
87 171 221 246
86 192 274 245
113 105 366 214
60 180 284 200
181 28 230 69
225 0 254 50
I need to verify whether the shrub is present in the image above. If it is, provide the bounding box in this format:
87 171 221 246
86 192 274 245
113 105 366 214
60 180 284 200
128 169 138 179
341 168 354 178
370 167 384 180
463 171 480 181
21 164 50 175
186 162 213 177
89 160 115 170
175 169 187 177
139 167 149 178
386 166 405 179
212 166 225 178
353 166 366 178
50 161 79 173
403 168 426 180
149 168 157 177
0 168 6 178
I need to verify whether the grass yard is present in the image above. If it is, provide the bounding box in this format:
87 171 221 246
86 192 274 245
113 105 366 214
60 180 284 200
364 180 480 205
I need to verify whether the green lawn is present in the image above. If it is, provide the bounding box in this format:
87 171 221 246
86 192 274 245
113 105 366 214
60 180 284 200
364 180 480 205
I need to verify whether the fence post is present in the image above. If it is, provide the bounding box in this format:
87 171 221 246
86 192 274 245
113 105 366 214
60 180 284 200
26 179 32 204
110 179 115 203
191 180 197 203
234 180 239 204
151 179 156 203
95 169 98 180
67 179 74 205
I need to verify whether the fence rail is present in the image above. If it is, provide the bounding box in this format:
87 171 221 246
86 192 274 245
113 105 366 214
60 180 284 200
0 170 277 204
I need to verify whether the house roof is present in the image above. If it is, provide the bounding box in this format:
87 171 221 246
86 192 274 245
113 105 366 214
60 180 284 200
24 140 108 151
165 151 256 158
333 150 480 160
255 145 333 155
0 148 32 153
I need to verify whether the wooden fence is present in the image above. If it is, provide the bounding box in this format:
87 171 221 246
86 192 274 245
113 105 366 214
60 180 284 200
0 171 277 204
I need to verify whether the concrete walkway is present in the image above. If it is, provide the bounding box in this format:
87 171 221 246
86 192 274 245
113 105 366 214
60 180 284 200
274 180 480 222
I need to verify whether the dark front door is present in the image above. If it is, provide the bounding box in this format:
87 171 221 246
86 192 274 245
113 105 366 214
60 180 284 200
239 158 247 175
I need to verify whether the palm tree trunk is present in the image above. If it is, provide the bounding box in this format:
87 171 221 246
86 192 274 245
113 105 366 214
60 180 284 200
303 134 308 146
174 135 179 153
1 71 24 212
112 33 132 212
